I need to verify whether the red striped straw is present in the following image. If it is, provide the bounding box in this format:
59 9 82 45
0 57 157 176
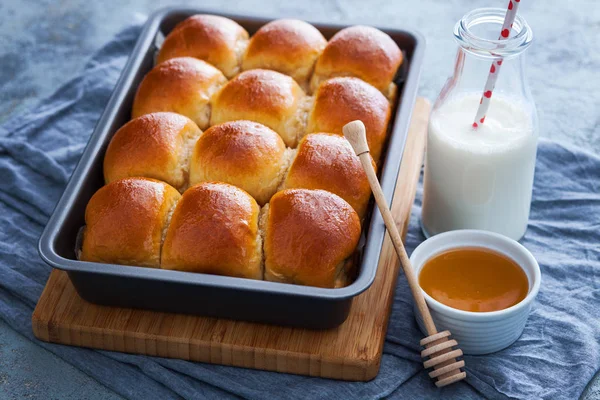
472 0 521 128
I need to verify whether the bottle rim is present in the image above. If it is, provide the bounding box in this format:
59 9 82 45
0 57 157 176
454 8 533 58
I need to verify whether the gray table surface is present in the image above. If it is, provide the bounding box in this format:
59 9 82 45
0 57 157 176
0 0 598 399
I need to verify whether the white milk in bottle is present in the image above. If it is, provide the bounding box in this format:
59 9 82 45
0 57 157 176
421 8 538 240
421 93 537 239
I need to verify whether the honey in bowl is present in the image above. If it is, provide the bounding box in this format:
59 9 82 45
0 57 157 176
419 247 529 312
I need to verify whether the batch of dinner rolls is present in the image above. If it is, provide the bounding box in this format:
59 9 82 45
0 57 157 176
81 15 404 288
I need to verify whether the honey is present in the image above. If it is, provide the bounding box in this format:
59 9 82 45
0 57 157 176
419 247 529 312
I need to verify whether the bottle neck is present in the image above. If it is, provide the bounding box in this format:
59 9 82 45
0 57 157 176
454 7 533 60
436 8 533 108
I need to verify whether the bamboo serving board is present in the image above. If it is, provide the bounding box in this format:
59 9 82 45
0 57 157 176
32 98 430 381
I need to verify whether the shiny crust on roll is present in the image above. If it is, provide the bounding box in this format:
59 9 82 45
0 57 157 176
210 69 310 147
263 189 361 288
281 133 374 218
241 19 327 91
161 182 262 279
132 57 227 129
189 121 292 205
311 25 402 99
307 77 391 163
104 112 202 192
157 14 249 78
81 178 181 268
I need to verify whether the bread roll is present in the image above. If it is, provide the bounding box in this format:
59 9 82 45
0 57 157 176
210 69 310 147
132 57 227 129
190 121 292 205
307 77 391 163
281 133 374 218
157 14 249 78
161 182 262 279
311 25 403 100
241 19 326 91
263 189 361 288
104 112 202 192
80 178 181 268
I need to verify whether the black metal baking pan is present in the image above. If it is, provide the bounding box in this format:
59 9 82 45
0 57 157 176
38 7 425 329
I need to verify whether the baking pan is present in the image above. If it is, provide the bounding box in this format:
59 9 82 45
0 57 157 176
38 7 425 329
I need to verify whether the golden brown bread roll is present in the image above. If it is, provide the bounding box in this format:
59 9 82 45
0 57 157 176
103 112 202 192
132 57 227 129
281 133 374 218
210 69 311 147
241 19 327 91
161 182 262 279
189 121 292 205
310 25 403 100
80 178 181 268
262 189 361 288
307 77 391 163
157 14 249 78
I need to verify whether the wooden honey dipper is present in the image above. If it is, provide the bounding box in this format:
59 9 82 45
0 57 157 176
343 120 467 387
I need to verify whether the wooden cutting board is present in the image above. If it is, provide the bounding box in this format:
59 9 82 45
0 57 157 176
32 98 430 381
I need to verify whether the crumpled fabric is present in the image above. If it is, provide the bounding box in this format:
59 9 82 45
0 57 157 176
0 24 598 400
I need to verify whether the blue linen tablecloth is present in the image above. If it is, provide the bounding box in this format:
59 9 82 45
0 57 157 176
0 24 598 400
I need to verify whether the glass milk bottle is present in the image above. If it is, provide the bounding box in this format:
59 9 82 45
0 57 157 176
421 8 538 241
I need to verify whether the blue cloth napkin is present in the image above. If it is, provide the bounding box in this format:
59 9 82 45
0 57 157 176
0 24 598 400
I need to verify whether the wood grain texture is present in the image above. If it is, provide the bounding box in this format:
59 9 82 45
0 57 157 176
32 98 430 381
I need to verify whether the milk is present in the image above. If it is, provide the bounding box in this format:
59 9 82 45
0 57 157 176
421 93 538 240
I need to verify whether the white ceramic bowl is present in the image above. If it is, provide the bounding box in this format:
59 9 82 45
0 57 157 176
410 229 541 355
